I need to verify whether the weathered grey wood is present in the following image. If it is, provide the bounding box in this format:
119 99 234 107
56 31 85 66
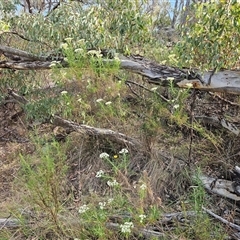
198 175 240 201
0 218 20 228
1 45 240 94
0 60 54 70
52 115 141 148
203 207 240 232
200 70 240 94
0 45 47 61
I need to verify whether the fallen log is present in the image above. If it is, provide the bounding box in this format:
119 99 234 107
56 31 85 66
1 45 240 94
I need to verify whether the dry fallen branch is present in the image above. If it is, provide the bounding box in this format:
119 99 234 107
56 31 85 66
1 45 240 94
202 207 240 232
52 115 142 148
0 218 20 229
198 175 240 201
6 90 143 148
0 45 47 61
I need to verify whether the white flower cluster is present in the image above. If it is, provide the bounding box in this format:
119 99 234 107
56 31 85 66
105 101 112 105
140 183 147 190
98 198 113 210
120 221 134 233
95 99 113 105
96 98 104 103
78 204 89 214
173 104 179 109
107 179 119 187
60 43 68 49
74 48 84 53
61 90 68 95
151 87 158 91
139 214 146 223
95 169 104 178
87 49 103 58
119 148 128 154
65 37 73 42
99 201 106 210
99 152 109 159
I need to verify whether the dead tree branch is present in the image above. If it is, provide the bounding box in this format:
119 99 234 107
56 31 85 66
1 45 240 94
52 115 141 148
203 207 240 232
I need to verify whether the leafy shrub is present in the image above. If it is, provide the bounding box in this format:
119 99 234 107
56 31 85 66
176 0 240 71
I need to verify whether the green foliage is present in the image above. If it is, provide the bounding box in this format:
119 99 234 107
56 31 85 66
6 0 152 53
24 96 60 122
0 19 10 32
179 173 227 240
176 0 240 70
0 0 17 17
19 140 68 232
0 70 38 94
17 144 161 239
0 1 232 239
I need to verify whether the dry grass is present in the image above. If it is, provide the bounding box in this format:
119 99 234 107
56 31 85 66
0 67 239 239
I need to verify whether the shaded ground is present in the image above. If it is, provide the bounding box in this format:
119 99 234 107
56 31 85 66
0 101 32 215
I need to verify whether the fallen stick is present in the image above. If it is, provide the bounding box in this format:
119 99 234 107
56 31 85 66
202 207 240 232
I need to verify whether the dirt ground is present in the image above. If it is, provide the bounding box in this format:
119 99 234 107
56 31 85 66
0 100 30 213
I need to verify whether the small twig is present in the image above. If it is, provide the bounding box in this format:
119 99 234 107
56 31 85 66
125 80 169 102
202 207 240 231
188 90 197 163
0 31 51 48
207 67 217 85
45 2 61 17
7 89 29 104
125 81 143 100
208 92 240 107
0 128 14 138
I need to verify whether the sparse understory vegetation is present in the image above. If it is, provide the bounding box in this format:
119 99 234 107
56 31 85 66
0 0 240 239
